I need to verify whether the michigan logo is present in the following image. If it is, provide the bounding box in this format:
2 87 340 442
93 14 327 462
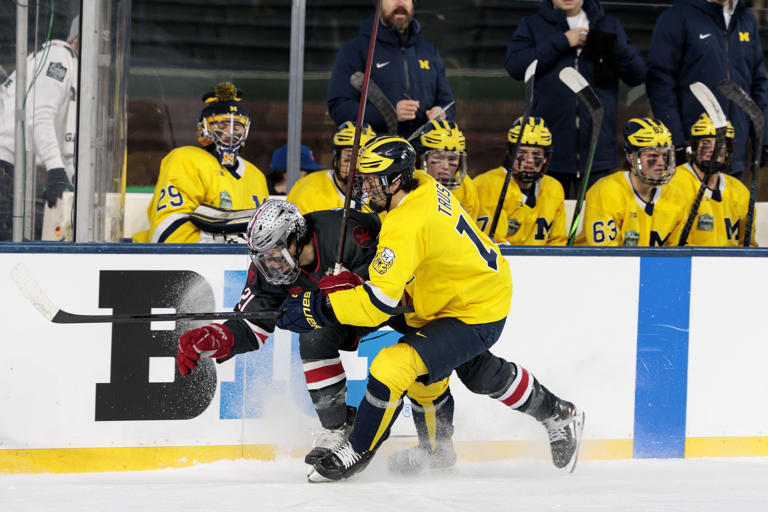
372 248 396 275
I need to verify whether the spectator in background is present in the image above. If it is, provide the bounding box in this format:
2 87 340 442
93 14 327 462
670 113 756 246
413 120 480 219
327 0 455 138
475 117 567 246
286 122 376 214
136 82 269 243
268 143 325 196
646 0 768 180
505 0 646 199
0 15 80 240
577 118 686 246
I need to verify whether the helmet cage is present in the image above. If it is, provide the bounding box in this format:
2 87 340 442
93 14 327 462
509 144 552 184
200 113 250 153
629 146 676 186
421 149 467 189
246 200 306 285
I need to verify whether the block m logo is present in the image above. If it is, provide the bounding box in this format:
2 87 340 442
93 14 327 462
419 59 430 70
740 32 750 42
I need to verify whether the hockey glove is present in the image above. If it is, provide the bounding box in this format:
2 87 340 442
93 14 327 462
177 323 234 377
318 270 363 296
43 167 72 208
276 290 334 333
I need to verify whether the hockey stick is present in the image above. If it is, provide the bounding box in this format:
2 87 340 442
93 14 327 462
12 263 415 324
405 100 456 142
489 59 538 239
350 72 398 134
334 0 383 274
717 80 765 247
11 263 278 324
678 82 728 246
560 66 604 246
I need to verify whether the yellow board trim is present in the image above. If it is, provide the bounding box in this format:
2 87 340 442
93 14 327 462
2 437 766 474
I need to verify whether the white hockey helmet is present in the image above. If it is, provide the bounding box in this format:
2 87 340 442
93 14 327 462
246 200 307 285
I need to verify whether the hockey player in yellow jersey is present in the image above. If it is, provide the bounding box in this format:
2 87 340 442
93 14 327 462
137 82 269 243
578 118 686 246
414 120 480 219
475 117 566 245
275 136 584 481
286 122 376 214
670 113 756 246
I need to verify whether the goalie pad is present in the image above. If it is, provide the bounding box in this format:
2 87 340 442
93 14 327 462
189 204 256 234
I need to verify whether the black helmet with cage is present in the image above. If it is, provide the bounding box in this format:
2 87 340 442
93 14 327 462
246 200 309 285
354 135 417 212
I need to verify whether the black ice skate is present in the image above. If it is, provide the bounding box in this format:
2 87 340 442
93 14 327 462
541 400 585 473
307 442 374 482
387 443 457 474
304 406 356 465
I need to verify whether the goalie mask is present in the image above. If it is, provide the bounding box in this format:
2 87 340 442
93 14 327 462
197 82 251 169
332 121 376 186
246 200 308 285
354 135 417 213
623 118 676 186
506 117 552 183
416 120 467 190
690 112 735 174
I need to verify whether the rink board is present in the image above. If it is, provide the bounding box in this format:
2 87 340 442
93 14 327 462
0 244 766 473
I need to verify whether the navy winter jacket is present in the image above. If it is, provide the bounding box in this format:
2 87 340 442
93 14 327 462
327 15 455 138
506 0 646 175
646 0 768 174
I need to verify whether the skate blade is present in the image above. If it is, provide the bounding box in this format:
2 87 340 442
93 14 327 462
307 467 333 483
566 410 586 474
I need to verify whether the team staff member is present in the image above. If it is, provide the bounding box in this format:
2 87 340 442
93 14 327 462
647 0 768 177
276 136 583 481
414 120 480 219
137 82 268 243
286 122 376 214
176 199 382 465
475 117 566 245
578 118 687 246
670 113 756 246
0 16 79 240
327 0 455 138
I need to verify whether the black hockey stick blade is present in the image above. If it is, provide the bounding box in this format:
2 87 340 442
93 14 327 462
488 59 538 238
405 100 456 142
560 67 604 245
11 263 279 324
718 80 765 246
350 72 398 135
678 82 728 246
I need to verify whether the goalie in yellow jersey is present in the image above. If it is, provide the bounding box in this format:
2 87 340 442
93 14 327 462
577 118 687 246
275 136 584 481
286 121 376 214
413 120 480 219
475 116 566 245
669 113 756 246
136 82 269 243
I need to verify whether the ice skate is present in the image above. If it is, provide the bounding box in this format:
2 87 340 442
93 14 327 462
387 442 457 474
304 406 356 465
541 400 584 473
307 442 374 482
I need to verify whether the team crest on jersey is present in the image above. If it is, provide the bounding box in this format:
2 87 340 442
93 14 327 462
219 191 233 209
352 225 373 248
507 218 521 236
372 248 395 275
46 62 67 82
623 230 640 246
697 213 714 232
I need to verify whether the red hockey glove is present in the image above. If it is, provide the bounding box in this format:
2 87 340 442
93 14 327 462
318 270 363 296
177 323 234 377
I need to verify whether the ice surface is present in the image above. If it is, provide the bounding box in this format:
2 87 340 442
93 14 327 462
1 456 766 511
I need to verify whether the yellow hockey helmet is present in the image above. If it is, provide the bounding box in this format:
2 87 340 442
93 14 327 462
690 112 735 139
690 112 735 173
506 116 552 183
417 121 467 189
332 121 377 150
355 135 417 212
623 118 676 185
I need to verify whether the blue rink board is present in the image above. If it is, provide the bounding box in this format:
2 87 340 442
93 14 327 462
3 242 768 457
